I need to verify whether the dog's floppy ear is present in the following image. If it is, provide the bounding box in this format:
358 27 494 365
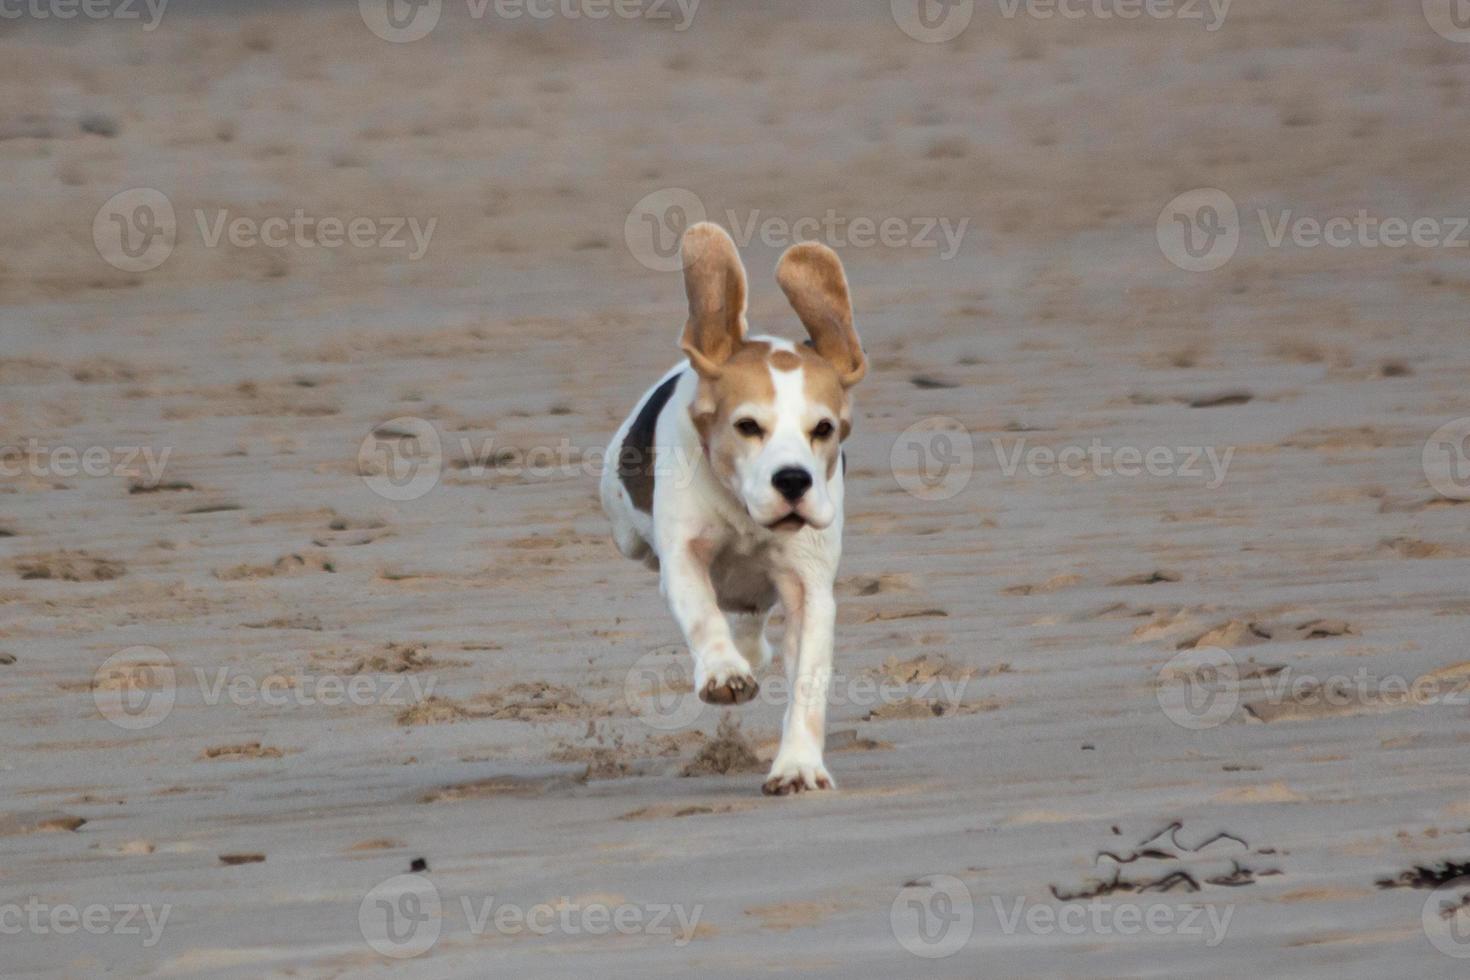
776 242 866 387
679 223 748 379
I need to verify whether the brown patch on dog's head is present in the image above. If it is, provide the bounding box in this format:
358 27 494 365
769 348 802 372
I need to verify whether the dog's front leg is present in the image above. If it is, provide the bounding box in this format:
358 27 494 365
660 539 760 705
764 569 836 795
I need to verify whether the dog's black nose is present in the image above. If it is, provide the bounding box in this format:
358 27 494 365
771 467 813 502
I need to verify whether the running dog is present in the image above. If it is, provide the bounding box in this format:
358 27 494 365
601 222 866 795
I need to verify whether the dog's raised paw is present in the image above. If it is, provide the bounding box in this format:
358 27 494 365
762 762 835 796
699 672 759 705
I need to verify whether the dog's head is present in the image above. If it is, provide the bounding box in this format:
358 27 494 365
679 223 866 532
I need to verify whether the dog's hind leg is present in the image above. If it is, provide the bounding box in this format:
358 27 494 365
729 609 774 672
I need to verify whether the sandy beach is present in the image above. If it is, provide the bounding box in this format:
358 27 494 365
4 1 1470 975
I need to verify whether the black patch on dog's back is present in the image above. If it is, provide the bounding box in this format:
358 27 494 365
618 373 680 514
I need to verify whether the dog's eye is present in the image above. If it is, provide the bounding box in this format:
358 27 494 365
734 418 764 438
811 420 835 441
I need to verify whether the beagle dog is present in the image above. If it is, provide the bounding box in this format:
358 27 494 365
601 222 866 795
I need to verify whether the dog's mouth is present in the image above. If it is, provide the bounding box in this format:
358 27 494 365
766 514 808 532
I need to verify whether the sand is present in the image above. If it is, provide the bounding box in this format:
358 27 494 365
3 1 1470 976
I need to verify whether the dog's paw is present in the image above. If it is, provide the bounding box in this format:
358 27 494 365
698 668 759 705
762 759 835 796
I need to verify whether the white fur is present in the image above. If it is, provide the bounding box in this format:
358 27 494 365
601 336 846 794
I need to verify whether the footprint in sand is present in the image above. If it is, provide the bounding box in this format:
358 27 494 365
15 552 125 581
214 552 336 581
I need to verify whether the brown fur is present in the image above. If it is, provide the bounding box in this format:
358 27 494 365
794 345 848 424
679 224 747 379
769 348 802 372
678 224 863 491
692 342 774 485
789 345 851 478
775 242 867 387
